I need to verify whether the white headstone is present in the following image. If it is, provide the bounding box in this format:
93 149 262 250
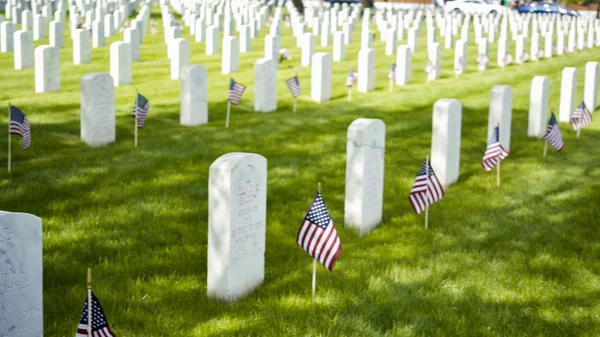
264 34 279 67
358 48 375 93
104 14 114 36
431 98 462 187
195 18 205 42
206 25 219 55
180 65 208 126
477 38 489 71
497 35 507 67
14 30 34 69
454 39 467 75
49 20 63 48
80 72 116 147
207 152 267 302
395 45 412 86
488 85 513 151
584 62 598 112
516 35 526 64
33 14 45 40
35 45 60 93
124 27 140 62
385 28 396 56
333 31 345 62
92 21 105 48
171 38 189 80
544 32 553 58
408 27 418 52
344 118 385 236
428 42 441 81
559 67 577 122
254 58 277 113
530 33 540 61
311 52 331 103
22 9 33 30
0 211 43 337
301 32 315 67
110 41 131 86
221 36 239 74
1 21 15 52
240 25 251 52
73 28 90 64
528 76 549 138
360 29 372 49
321 22 330 47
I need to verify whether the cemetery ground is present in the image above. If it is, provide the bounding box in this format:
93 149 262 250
2 7 600 337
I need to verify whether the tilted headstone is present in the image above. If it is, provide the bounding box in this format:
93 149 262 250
344 118 385 236
488 85 513 151
222 36 239 74
171 38 189 80
358 48 375 93
110 41 131 86
80 72 115 147
584 62 598 112
559 67 577 122
14 30 33 69
396 45 412 86
180 65 208 126
431 98 462 187
208 152 267 302
311 52 331 103
254 58 276 113
73 28 90 64
528 76 549 138
0 211 43 337
206 25 219 55
35 45 60 93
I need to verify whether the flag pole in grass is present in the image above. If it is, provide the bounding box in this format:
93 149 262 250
543 141 548 157
134 89 138 147
87 268 92 337
226 101 231 128
425 154 429 230
496 123 501 187
226 79 247 128
7 102 11 173
409 156 445 230
388 64 395 93
312 181 321 300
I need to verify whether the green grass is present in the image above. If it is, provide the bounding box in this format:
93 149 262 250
1 5 600 337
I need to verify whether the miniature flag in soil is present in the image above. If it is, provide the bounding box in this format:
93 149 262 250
279 49 291 61
503 53 513 66
476 54 489 66
388 63 396 80
131 93 150 128
545 112 564 151
408 158 444 215
297 192 341 271
228 79 246 105
286 75 301 98
345 68 355 87
75 292 116 337
10 106 30 150
482 126 509 172
571 102 592 131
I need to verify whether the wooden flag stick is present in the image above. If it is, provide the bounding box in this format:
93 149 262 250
425 154 429 230
225 101 231 128
87 268 92 337
134 89 138 148
348 89 352 102
8 102 11 173
312 182 321 300
543 141 548 158
293 98 297 113
576 129 580 138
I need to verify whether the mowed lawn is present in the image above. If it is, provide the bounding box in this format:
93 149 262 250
1 5 600 336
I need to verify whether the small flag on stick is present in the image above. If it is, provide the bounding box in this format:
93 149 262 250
9 106 31 150
408 157 444 216
226 79 246 128
482 126 509 172
544 112 564 153
131 93 150 128
388 63 396 92
286 75 301 98
346 68 355 102
75 292 116 337
571 102 592 134
296 190 342 272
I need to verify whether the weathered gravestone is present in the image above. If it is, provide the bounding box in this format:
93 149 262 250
528 76 549 138
110 41 131 86
0 211 43 337
254 58 276 113
559 67 577 122
344 118 385 236
208 152 267 302
488 85 513 151
35 45 60 93
431 99 462 187
81 73 116 147
180 65 208 126
14 30 33 69
311 52 331 103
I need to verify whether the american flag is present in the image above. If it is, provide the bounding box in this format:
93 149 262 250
10 106 31 150
131 93 150 128
279 48 291 60
408 158 444 215
228 79 246 105
503 53 513 66
482 126 509 172
296 191 341 271
425 59 434 74
520 52 530 62
286 75 301 98
571 102 592 131
388 63 396 80
476 54 489 66
345 68 355 87
545 112 564 151
75 292 116 337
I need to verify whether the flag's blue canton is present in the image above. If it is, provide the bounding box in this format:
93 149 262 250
304 194 331 230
